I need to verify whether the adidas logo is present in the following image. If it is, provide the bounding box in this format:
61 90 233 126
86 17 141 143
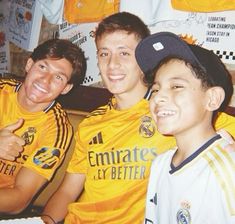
89 132 103 145
150 193 157 205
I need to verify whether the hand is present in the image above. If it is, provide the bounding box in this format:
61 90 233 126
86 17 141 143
41 214 56 224
217 129 235 152
0 119 25 161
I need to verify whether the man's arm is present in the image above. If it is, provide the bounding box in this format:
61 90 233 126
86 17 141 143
0 167 47 214
0 119 25 161
42 172 85 224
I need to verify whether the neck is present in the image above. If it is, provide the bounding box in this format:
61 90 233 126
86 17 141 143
114 86 148 110
172 125 216 167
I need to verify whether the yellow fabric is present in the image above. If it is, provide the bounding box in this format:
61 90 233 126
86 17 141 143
215 112 235 137
0 79 73 188
66 95 235 223
171 0 235 12
64 0 120 23
66 98 175 224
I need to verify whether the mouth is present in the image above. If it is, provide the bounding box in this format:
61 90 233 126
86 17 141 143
33 82 48 94
156 109 176 118
108 73 125 81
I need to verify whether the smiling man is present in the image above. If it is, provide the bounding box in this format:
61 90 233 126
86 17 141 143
0 38 86 214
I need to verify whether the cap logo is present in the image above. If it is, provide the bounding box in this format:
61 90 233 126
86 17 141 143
153 42 164 51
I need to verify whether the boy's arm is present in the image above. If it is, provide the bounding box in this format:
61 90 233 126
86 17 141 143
0 167 47 214
42 172 85 224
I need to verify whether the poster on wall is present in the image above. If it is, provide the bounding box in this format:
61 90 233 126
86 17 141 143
149 0 235 65
59 20 101 86
7 0 43 52
0 0 11 74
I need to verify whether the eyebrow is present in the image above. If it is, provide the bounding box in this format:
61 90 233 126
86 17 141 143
43 60 68 79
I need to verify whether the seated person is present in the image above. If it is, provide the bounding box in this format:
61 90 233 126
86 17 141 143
0 38 86 214
135 31 235 223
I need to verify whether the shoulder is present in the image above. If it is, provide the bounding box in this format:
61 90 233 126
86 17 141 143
215 112 235 138
0 78 21 91
80 103 110 125
203 138 235 171
45 102 73 130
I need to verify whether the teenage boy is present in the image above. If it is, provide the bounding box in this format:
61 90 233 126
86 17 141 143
0 38 86 214
42 13 235 224
135 31 235 223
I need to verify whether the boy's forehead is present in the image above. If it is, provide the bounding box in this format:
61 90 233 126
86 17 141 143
154 59 197 81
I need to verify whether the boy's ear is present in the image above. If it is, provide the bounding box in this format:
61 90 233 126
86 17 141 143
206 87 225 111
25 58 34 72
61 83 73 95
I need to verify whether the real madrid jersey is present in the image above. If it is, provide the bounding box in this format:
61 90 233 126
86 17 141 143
145 135 235 224
66 89 176 224
0 79 73 188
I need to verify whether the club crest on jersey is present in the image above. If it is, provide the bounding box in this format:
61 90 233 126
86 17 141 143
33 147 61 169
176 201 191 224
139 116 155 138
21 127 36 145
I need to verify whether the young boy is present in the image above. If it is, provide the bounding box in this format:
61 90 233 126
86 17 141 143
0 38 86 214
135 31 235 223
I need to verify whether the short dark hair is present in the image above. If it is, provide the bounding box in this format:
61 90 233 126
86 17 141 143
30 39 87 86
95 12 150 43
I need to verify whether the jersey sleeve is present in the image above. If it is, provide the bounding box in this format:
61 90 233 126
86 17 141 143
23 108 73 180
66 126 87 174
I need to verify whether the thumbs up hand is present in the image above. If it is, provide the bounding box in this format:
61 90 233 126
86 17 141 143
0 119 25 161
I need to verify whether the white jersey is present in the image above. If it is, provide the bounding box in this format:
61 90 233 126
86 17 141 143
145 135 235 224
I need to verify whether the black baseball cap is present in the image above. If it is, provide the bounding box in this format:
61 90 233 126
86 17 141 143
135 31 233 110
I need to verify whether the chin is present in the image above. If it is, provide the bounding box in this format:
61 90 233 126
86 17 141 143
157 127 173 136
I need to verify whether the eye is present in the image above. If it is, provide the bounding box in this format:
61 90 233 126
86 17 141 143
151 89 159 93
120 51 130 56
55 74 64 81
97 50 109 58
99 52 108 57
38 64 46 70
151 89 159 96
172 84 184 89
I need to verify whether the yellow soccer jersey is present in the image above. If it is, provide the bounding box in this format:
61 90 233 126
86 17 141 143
0 79 73 188
215 112 235 137
66 94 176 224
171 0 235 12
64 0 120 23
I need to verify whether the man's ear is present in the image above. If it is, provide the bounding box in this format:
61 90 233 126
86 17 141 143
25 58 34 72
206 86 225 111
61 83 73 95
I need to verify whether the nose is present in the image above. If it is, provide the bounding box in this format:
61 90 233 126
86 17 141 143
108 54 120 69
40 72 53 84
151 89 168 104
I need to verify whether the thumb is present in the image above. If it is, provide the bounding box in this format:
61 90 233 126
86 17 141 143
5 118 24 132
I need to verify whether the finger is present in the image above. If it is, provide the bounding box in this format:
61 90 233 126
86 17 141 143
217 129 235 144
4 119 24 133
14 135 25 146
1 154 16 162
7 142 24 154
224 143 235 152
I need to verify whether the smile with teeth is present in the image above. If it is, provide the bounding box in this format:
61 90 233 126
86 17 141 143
33 83 48 93
157 110 176 117
109 74 125 80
